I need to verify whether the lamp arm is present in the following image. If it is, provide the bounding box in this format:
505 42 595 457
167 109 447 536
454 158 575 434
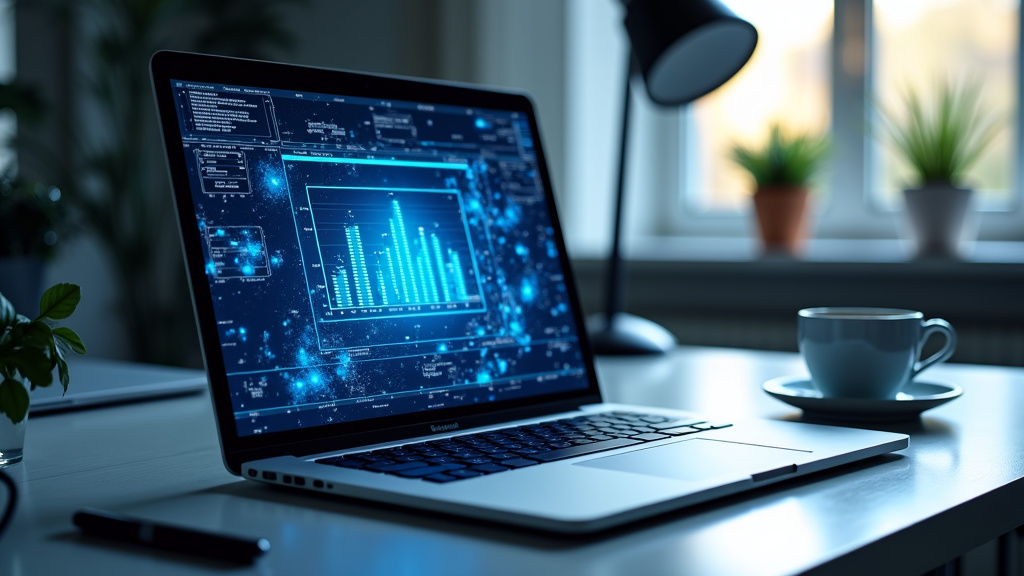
602 54 635 321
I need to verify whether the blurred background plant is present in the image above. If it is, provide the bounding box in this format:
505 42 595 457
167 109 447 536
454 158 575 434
0 78 69 314
12 0 302 366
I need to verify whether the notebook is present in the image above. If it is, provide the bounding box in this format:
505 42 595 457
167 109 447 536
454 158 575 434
150 51 908 533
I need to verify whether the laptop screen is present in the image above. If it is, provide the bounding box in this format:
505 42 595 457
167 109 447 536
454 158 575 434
165 76 591 437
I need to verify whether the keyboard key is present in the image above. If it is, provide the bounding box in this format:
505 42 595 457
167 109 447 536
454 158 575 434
317 456 366 469
364 460 400 471
532 438 642 463
500 458 539 468
424 474 459 483
471 463 510 474
448 469 485 479
396 463 466 478
378 461 431 473
660 426 703 436
650 419 705 430
631 432 670 442
639 415 669 423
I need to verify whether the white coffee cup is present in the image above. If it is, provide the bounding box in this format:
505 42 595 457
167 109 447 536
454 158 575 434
798 307 957 399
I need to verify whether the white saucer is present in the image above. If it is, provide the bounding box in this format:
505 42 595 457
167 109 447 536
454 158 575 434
762 375 963 422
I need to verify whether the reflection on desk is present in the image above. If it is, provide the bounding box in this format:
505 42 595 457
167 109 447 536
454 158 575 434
3 347 1023 575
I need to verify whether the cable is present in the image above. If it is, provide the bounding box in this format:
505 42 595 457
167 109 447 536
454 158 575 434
0 468 16 541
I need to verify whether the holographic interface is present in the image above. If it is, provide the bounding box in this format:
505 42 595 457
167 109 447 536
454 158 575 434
169 80 588 436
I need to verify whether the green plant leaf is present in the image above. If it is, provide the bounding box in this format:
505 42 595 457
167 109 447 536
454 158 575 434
0 292 15 329
1 346 54 389
874 78 1002 188
11 320 53 350
729 122 830 188
53 326 87 355
38 283 81 320
0 376 30 424
56 353 69 393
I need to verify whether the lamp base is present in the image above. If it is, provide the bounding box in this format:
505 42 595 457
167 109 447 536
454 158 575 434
586 313 676 356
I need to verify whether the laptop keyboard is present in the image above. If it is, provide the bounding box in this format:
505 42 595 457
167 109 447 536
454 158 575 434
315 411 732 483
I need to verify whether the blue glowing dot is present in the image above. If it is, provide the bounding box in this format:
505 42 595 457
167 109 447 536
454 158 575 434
475 117 487 129
216 229 226 237
246 243 262 257
438 343 448 353
476 327 486 336
477 372 492 384
520 279 535 303
271 178 280 186
241 264 255 275
515 243 528 257
498 360 508 374
239 327 246 335
296 381 304 389
488 395 496 402
205 262 216 275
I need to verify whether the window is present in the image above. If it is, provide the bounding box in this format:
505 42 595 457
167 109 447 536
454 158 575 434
872 0 1017 210
684 1 833 213
564 0 1024 253
0 0 15 173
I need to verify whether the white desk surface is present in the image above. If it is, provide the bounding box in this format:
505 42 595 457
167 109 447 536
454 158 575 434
2 348 1023 575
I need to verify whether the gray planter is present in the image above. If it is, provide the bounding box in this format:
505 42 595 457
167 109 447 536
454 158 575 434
902 185 974 259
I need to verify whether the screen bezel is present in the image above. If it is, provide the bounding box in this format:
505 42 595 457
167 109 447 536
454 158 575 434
150 51 603 474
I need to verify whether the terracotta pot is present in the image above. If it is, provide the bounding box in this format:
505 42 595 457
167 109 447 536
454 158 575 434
752 185 811 256
903 184 973 259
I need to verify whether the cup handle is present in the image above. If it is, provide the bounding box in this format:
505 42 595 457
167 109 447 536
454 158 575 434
912 318 957 379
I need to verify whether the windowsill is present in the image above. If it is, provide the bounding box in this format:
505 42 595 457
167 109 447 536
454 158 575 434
567 237 1024 365
569 236 1024 265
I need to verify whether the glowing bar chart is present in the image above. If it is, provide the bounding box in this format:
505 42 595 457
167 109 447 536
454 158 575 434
307 186 484 320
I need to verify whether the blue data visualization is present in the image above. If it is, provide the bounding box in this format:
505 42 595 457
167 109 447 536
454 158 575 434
170 80 588 436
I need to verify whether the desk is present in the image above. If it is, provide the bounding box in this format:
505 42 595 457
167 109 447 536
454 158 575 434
3 347 1023 575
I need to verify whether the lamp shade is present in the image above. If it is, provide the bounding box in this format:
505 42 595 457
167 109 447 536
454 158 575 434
624 0 757 105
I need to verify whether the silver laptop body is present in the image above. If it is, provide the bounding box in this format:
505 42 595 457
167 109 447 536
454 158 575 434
151 51 907 534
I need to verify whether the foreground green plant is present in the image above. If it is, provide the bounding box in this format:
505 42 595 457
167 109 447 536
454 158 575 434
730 123 830 189
0 284 87 424
876 79 1001 188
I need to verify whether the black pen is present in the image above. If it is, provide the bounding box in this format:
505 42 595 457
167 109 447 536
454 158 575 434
73 508 270 565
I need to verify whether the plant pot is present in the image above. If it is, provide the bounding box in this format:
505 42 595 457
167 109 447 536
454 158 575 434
0 412 27 468
903 185 974 259
752 185 811 256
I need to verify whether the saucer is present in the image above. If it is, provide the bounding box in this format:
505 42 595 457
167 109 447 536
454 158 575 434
762 375 962 423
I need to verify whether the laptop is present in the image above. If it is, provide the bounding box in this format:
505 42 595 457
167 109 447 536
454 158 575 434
31 357 206 414
150 51 907 534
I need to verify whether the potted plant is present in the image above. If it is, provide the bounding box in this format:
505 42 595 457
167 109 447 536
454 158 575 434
730 123 830 255
0 81 67 314
0 283 86 467
875 79 1001 258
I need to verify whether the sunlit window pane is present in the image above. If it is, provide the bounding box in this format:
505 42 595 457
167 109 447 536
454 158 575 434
872 0 1017 209
683 0 833 213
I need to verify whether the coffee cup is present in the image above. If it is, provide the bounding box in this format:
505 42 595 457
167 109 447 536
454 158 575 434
798 307 957 399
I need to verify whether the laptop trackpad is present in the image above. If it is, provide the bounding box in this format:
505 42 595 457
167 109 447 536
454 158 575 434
576 438 808 482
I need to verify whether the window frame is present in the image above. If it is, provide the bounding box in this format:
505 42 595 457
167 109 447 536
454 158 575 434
661 0 1024 242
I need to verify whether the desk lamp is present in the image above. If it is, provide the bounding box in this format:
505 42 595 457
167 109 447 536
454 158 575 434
588 0 757 355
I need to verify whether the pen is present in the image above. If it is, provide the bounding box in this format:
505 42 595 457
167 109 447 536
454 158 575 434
73 508 270 565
